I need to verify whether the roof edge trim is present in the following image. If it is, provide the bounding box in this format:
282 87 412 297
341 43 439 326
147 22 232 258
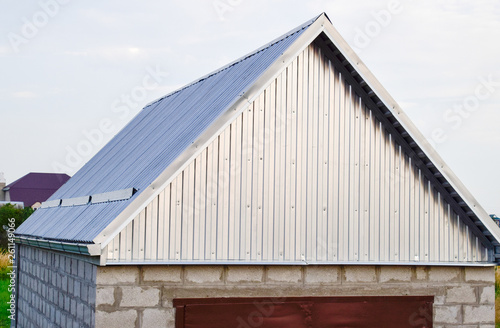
105 260 495 267
15 236 101 256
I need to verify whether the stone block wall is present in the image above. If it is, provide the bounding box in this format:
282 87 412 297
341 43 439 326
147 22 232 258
95 265 495 328
15 245 97 327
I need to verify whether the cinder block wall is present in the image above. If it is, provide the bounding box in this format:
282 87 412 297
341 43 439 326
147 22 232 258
15 245 97 327
95 265 495 328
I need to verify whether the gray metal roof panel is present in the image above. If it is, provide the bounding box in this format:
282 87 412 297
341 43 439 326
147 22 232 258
15 16 317 243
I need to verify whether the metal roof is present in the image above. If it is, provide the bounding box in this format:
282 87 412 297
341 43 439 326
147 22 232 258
15 15 319 244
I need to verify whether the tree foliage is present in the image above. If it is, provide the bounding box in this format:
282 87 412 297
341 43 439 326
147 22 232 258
0 204 34 250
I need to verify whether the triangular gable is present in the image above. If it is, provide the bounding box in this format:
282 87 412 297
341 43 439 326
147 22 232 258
105 26 498 264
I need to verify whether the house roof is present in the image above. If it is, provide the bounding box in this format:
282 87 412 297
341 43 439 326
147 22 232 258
4 172 70 207
15 13 500 264
14 15 318 244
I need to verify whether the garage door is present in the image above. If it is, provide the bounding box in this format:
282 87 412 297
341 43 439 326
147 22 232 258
174 296 433 328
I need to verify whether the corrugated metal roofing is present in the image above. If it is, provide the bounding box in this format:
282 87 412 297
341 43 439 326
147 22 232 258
15 15 318 243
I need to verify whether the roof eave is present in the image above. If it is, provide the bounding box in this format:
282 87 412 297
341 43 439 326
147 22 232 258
15 236 101 256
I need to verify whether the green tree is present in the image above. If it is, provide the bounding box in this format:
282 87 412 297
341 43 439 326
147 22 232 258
0 204 34 250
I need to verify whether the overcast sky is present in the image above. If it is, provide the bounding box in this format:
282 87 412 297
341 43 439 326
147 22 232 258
1 0 499 215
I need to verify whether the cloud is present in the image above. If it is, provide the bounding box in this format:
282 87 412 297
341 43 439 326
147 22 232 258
12 91 36 98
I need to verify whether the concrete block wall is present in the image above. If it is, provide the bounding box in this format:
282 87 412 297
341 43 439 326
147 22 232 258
95 265 495 328
15 245 97 328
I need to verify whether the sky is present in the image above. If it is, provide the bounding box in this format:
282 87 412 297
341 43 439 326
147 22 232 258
0 0 499 215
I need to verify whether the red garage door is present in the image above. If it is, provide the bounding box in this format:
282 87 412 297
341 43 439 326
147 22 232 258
174 296 433 328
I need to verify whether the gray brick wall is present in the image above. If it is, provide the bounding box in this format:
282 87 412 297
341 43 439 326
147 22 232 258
15 245 97 328
96 265 495 328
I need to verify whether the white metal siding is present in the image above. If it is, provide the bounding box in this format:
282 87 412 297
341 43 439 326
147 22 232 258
107 43 489 264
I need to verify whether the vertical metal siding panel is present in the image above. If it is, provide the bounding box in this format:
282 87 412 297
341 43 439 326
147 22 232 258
163 185 171 261
152 196 160 260
295 51 307 262
352 92 360 262
396 145 403 261
203 142 213 260
192 155 202 260
261 86 272 261
209 139 219 260
322 52 330 261
328 61 339 262
417 171 424 262
423 179 430 262
306 46 315 261
357 99 366 262
241 107 252 261
265 81 276 261
428 188 436 262
316 50 327 262
310 47 320 262
442 197 450 262
389 137 396 262
348 86 357 262
124 221 133 261
118 225 127 261
217 128 231 260
427 186 434 262
138 208 146 261
157 190 165 260
174 175 183 261
290 59 299 262
411 163 418 261
449 206 456 261
362 103 371 261
338 74 348 262
368 110 376 262
250 96 261 260
381 131 389 262
132 213 141 261
256 92 266 261
231 117 242 260
228 121 237 260
181 162 194 260
399 154 408 262
376 122 385 262
277 70 287 261
145 202 153 260
459 211 467 261
285 61 296 261
436 193 443 262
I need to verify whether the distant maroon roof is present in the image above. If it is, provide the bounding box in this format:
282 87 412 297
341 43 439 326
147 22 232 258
4 173 70 207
